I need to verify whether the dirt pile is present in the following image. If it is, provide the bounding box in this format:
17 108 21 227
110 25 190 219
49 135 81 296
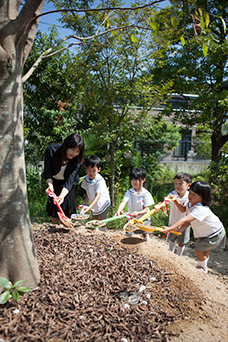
0 223 227 342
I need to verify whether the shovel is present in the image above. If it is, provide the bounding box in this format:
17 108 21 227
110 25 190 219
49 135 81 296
124 195 177 233
86 213 129 228
134 223 181 236
46 189 74 228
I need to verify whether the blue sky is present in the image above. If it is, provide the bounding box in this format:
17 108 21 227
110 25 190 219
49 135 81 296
39 1 170 38
39 2 72 37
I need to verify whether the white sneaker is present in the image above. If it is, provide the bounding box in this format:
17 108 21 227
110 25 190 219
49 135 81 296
196 265 208 274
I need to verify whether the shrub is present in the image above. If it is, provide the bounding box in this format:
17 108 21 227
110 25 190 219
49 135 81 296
26 167 50 223
204 157 228 232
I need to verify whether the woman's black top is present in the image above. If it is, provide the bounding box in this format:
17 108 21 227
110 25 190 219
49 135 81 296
44 143 81 191
43 143 82 218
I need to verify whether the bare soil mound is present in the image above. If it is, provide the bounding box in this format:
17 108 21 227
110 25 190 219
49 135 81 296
0 223 227 342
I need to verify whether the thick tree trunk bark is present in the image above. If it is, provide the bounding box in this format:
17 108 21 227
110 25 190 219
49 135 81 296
0 0 45 288
0 70 40 288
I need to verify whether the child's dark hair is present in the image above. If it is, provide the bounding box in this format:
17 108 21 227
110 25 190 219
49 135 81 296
85 155 102 169
190 181 212 206
62 133 84 164
129 167 147 181
174 172 192 184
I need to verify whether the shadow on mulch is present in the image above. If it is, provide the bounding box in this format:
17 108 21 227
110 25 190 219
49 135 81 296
47 225 70 234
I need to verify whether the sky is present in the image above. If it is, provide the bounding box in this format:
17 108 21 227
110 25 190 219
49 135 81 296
38 1 170 39
39 2 72 38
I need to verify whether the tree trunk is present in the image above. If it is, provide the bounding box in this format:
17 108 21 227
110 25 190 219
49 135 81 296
211 130 228 162
0 0 45 288
0 67 40 288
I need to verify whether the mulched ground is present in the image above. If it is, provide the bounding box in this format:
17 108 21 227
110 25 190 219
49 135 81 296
0 224 204 342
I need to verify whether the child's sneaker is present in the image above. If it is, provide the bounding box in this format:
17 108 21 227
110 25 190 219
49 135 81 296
142 233 150 242
195 265 208 274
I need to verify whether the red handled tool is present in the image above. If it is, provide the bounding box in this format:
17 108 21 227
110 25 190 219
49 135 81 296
46 189 73 228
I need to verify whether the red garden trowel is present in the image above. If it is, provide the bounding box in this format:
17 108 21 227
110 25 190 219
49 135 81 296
46 189 73 228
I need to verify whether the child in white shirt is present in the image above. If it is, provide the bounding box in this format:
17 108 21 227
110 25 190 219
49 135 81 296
162 181 226 274
116 167 154 241
167 172 192 256
82 155 110 230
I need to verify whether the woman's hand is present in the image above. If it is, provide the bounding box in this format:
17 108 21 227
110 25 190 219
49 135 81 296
45 178 54 193
56 195 64 205
56 187 69 205
46 185 54 194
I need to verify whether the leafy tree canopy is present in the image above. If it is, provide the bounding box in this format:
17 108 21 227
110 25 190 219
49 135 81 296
148 0 228 161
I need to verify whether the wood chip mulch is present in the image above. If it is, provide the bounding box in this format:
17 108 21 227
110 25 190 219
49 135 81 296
0 225 202 342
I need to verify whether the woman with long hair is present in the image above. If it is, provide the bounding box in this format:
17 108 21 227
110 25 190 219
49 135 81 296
44 133 84 224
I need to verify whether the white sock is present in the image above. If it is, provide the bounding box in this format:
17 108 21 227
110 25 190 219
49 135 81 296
199 258 208 269
177 245 185 257
169 241 176 252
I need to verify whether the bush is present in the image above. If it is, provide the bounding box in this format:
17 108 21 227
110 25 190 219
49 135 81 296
204 157 228 232
26 167 50 223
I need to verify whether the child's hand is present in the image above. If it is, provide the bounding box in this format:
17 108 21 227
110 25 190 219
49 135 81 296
78 204 89 213
83 206 90 214
161 226 170 234
115 211 121 216
153 204 161 212
131 211 138 217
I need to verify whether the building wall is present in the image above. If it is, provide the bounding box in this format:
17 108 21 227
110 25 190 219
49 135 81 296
160 160 211 174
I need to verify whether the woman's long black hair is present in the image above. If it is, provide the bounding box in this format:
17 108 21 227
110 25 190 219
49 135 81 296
61 133 84 164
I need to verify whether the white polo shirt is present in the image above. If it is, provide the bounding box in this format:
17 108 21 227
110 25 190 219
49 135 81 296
81 173 110 215
168 190 189 227
123 187 154 219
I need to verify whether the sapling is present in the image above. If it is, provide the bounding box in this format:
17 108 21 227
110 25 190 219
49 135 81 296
0 277 31 304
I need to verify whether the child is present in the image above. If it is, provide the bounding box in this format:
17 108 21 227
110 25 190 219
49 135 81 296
81 155 110 230
116 167 154 241
167 172 192 256
162 181 226 274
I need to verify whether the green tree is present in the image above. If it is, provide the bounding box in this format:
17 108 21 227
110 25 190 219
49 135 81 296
193 125 211 159
23 26 83 164
150 0 228 161
49 0 180 205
